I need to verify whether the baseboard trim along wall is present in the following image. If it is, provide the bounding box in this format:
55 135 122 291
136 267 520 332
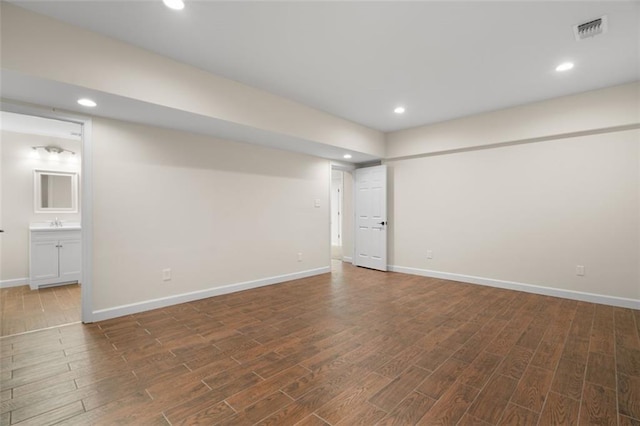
388 265 640 310
0 278 29 289
342 256 353 264
91 266 331 322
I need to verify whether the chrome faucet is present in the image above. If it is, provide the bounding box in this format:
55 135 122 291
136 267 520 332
50 217 63 227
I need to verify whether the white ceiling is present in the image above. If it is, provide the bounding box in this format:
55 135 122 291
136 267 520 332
10 1 640 133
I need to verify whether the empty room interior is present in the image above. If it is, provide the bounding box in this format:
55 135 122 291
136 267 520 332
0 1 639 425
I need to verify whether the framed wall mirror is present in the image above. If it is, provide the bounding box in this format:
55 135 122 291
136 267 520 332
34 170 79 213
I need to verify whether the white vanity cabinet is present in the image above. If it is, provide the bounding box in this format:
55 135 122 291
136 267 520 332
29 227 81 290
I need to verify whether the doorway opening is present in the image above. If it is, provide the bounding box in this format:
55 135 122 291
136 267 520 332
331 170 343 260
330 166 354 265
0 108 90 336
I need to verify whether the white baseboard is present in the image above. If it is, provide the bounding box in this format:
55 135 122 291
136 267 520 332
0 278 28 289
90 266 331 322
388 265 640 310
342 256 353 264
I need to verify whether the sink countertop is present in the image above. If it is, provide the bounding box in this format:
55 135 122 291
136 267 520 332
30 223 82 231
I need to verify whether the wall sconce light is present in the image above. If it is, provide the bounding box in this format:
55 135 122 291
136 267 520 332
32 145 76 155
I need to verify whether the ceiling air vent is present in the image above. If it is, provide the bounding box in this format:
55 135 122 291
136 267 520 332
574 15 608 41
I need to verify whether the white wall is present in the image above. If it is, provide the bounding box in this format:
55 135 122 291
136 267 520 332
387 84 640 306
0 131 81 283
91 118 330 313
387 82 639 159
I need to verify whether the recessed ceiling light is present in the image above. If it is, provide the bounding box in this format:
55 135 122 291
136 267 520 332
77 98 97 108
394 106 405 114
555 62 574 72
163 0 185 10
343 154 352 159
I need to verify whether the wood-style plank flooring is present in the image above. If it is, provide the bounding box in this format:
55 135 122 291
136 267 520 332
1 261 638 425
0 284 81 337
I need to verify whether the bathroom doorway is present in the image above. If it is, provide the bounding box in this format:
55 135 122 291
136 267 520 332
0 109 87 336
330 167 354 264
331 170 343 260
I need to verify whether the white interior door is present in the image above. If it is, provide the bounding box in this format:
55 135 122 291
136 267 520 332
354 165 387 271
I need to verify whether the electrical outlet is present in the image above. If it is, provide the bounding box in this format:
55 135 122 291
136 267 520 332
162 268 172 281
427 250 433 259
297 253 303 262
576 265 585 276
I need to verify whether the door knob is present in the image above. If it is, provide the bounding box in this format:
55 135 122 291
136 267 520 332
378 221 387 226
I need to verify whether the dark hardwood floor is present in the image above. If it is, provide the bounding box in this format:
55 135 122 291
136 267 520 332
1 261 638 425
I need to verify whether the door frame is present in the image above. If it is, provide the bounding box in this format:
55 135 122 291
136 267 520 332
329 162 355 264
1 100 94 323
330 170 343 249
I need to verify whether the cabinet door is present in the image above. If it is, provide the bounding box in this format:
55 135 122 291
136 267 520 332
59 239 82 282
31 241 59 281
